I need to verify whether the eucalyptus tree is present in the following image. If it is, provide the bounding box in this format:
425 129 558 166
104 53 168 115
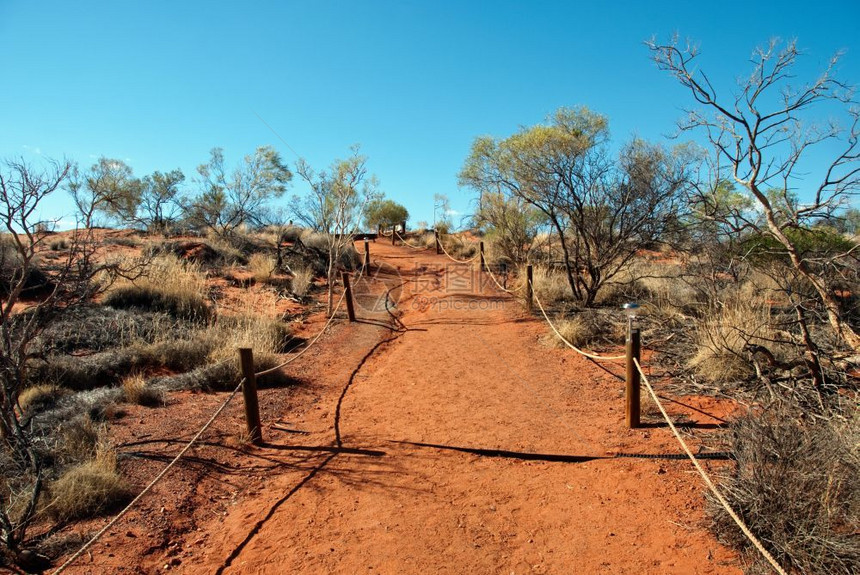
460 107 695 305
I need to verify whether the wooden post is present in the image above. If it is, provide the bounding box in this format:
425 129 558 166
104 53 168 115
626 327 641 429
391 225 396 245
479 241 485 270
341 271 356 322
238 348 263 445
400 220 407 235
526 264 533 313
434 230 441 254
363 240 370 269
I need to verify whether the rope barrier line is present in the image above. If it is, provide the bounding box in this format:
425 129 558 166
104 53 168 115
54 263 379 573
481 257 520 295
393 231 427 250
633 358 789 575
255 289 348 377
52 379 246 575
437 237 481 263
529 279 626 362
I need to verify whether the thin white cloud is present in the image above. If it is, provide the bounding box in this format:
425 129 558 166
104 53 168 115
22 145 42 155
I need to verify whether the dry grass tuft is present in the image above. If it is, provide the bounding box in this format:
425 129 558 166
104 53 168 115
104 254 210 321
543 314 600 348
689 297 785 384
17 385 71 414
248 253 277 284
516 266 572 307
46 446 131 522
120 373 164 407
289 265 314 297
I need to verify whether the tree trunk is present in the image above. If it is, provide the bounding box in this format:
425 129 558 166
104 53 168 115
760 205 860 352
550 218 581 301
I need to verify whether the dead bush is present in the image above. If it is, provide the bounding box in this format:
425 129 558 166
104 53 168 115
151 238 245 267
34 305 198 355
709 404 859 574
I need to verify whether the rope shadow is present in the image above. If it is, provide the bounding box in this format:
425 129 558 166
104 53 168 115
389 440 607 463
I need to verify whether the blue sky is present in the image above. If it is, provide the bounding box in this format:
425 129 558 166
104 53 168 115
1 1 859 228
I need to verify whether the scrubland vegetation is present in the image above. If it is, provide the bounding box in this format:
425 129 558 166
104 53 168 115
0 143 376 569
0 34 857 574
458 38 860 574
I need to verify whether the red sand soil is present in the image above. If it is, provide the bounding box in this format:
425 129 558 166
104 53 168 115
55 240 742 575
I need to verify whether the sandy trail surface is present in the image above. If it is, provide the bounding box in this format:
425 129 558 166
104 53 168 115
63 241 741 575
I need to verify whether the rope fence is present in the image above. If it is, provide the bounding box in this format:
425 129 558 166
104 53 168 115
55 239 785 575
475 254 785 573
393 230 428 251
52 379 245 574
529 278 626 362
480 256 519 295
437 236 481 263
52 271 357 574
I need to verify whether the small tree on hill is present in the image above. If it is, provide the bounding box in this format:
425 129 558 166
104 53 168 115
460 107 695 305
364 198 408 231
186 146 292 236
69 157 140 227
291 146 378 315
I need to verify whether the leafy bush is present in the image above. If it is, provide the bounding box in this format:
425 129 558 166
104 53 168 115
740 228 857 264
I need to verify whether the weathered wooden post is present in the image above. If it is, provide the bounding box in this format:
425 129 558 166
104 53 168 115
238 348 263 445
363 240 370 269
479 241 485 270
626 327 641 429
400 220 406 234
434 230 441 254
341 271 356 322
391 225 396 245
526 265 534 313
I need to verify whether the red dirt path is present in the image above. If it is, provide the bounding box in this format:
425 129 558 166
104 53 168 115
60 240 741 575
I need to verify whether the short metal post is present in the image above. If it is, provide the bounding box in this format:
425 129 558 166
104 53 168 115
238 348 263 445
434 230 441 254
626 327 641 429
526 264 533 313
341 271 356 322
363 240 370 269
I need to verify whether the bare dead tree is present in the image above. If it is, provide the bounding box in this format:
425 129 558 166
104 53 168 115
648 36 860 351
0 157 140 562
